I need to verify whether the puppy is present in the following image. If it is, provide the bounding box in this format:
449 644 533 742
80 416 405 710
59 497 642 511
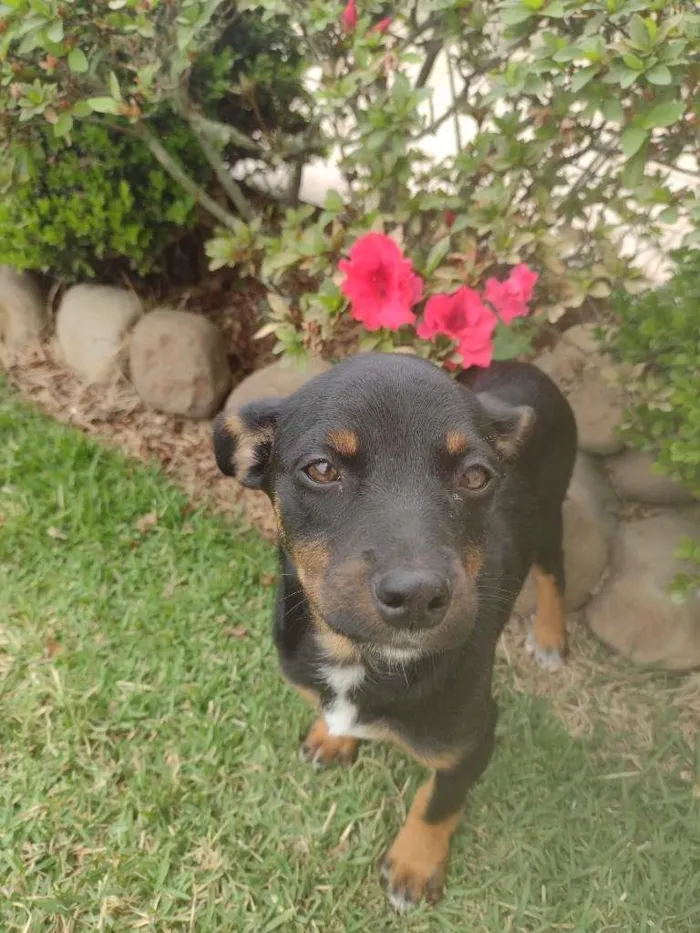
213 352 577 910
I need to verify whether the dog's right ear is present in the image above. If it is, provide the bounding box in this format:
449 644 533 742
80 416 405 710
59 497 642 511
212 397 284 489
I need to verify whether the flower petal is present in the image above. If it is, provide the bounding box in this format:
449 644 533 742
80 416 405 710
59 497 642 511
339 232 423 332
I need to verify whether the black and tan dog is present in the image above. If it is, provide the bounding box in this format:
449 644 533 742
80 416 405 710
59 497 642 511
213 352 577 910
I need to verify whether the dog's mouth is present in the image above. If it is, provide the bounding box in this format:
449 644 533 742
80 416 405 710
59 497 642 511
318 598 476 662
363 638 429 667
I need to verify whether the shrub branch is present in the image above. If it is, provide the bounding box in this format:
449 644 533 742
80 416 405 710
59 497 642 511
131 122 240 231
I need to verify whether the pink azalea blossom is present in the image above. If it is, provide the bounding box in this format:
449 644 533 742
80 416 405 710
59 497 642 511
484 264 538 323
341 0 358 32
339 233 423 331
417 286 498 369
372 16 392 33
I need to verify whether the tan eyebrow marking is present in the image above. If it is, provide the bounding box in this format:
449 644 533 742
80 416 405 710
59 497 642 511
445 430 469 456
327 428 359 457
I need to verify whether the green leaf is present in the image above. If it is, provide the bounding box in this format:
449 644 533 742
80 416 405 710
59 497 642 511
425 237 451 276
619 69 639 90
642 101 684 129
323 190 344 213
501 6 534 25
46 20 63 43
659 206 678 224
492 324 531 361
524 75 547 95
68 48 89 74
622 149 646 189
544 0 565 17
72 100 92 118
109 71 122 101
451 216 471 234
267 293 291 318
645 64 672 86
87 97 121 115
53 112 73 138
628 14 650 51
552 47 579 63
620 127 647 159
622 53 644 71
602 98 624 122
571 65 599 93
17 29 42 55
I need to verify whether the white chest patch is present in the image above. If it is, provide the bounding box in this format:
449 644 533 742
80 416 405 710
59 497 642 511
321 664 374 739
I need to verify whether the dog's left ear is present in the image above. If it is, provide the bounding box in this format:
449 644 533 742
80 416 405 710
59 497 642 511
212 397 284 489
477 393 535 460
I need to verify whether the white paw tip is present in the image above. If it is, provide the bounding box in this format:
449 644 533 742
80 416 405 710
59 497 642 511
526 631 565 671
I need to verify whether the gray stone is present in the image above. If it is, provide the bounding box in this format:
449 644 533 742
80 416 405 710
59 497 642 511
586 513 700 670
0 266 46 351
130 309 230 418
515 454 617 614
536 324 626 455
607 449 695 506
56 285 142 382
225 357 330 410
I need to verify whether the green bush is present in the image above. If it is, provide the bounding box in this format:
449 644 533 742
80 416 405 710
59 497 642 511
192 12 310 153
0 121 206 281
0 1 308 281
606 247 700 599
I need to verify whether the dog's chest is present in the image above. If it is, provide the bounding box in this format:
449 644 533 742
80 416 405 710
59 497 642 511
321 664 375 739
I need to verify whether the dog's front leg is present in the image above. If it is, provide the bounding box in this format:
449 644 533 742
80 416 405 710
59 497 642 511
382 712 497 911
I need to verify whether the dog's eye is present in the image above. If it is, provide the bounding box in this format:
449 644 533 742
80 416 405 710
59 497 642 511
304 460 340 485
458 465 492 492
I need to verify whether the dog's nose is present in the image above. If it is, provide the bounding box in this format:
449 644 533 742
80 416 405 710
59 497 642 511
373 568 451 630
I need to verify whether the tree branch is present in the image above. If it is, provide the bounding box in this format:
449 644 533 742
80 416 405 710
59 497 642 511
286 159 304 205
186 110 263 154
195 133 255 220
173 87 326 162
415 40 442 89
445 51 462 152
131 122 240 231
415 90 471 141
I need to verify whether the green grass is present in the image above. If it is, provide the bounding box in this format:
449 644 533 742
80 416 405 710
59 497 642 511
1 380 699 933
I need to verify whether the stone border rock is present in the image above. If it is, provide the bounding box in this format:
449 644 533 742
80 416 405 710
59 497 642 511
55 284 142 383
1 267 698 670
0 266 47 351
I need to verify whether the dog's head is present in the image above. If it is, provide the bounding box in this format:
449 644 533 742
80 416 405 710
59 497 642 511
214 353 533 661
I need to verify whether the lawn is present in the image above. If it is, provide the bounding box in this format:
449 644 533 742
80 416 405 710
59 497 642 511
1 380 699 933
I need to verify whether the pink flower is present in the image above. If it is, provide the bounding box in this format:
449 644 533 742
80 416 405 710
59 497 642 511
339 233 423 331
372 16 392 33
341 0 358 32
417 287 497 369
484 264 538 324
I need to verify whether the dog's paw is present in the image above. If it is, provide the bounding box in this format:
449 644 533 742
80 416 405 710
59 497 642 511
381 825 448 911
526 629 565 672
299 718 358 770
